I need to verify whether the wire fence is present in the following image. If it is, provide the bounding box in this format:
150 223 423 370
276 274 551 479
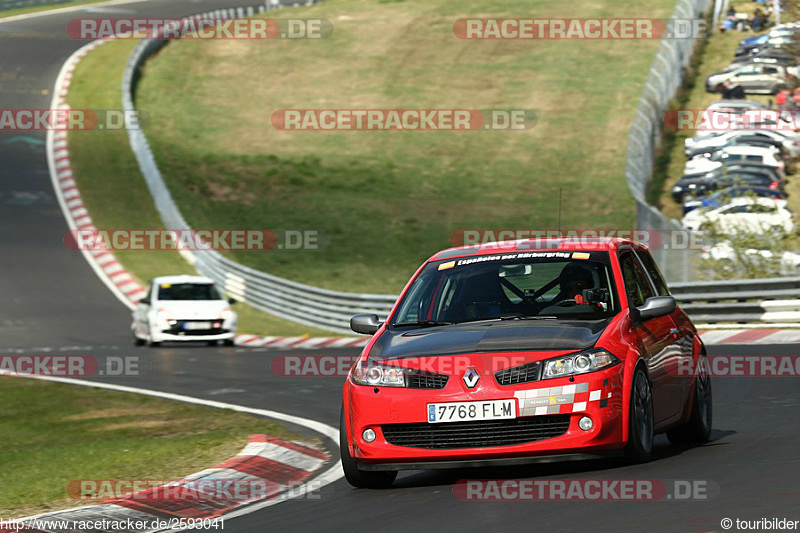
626 0 714 281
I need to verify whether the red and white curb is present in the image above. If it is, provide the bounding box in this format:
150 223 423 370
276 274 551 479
48 38 150 309
234 335 367 349
14 435 329 532
46 40 365 350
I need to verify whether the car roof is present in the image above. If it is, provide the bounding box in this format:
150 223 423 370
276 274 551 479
151 275 216 285
719 196 785 208
707 100 766 109
723 145 773 155
428 237 643 262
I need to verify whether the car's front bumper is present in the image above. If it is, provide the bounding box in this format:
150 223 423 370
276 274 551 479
344 365 626 468
154 331 235 342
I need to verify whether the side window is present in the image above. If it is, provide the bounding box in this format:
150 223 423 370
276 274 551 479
635 251 670 297
618 252 655 307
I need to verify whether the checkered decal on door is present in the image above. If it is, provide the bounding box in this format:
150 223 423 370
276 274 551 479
514 382 612 417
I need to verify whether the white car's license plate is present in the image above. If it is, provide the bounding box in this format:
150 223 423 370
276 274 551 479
427 399 516 424
183 321 211 330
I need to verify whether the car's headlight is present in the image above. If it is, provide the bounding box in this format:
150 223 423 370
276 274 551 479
220 307 235 320
542 349 620 380
155 307 173 323
351 363 406 387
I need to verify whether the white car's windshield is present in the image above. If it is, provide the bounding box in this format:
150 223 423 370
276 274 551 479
392 252 619 326
158 283 222 301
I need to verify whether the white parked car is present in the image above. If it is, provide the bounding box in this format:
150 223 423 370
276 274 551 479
682 197 795 235
685 129 800 159
132 275 237 347
684 145 785 175
701 241 800 276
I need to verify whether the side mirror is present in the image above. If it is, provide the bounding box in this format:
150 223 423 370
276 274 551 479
140 297 151 305
631 296 676 324
350 313 382 335
228 298 237 305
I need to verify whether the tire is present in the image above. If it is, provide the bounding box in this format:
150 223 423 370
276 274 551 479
148 340 161 347
339 409 397 489
667 357 712 446
134 336 145 347
207 340 219 346
624 366 654 463
223 339 235 347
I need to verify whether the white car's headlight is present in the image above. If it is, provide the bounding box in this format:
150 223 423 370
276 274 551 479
542 349 620 380
351 363 406 387
220 307 235 320
155 307 173 323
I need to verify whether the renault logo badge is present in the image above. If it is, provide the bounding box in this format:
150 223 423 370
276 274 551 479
463 368 480 388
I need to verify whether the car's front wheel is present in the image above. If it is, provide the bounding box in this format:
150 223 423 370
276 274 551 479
667 357 712 445
340 410 397 489
624 365 654 463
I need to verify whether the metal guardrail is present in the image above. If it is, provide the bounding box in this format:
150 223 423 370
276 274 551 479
672 277 800 323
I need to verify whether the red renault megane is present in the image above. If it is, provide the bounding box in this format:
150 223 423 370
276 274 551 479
341 238 711 488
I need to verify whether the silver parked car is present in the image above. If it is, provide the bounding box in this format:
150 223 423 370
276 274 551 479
706 63 792 95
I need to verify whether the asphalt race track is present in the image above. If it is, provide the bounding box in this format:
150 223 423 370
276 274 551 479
1 2 799 532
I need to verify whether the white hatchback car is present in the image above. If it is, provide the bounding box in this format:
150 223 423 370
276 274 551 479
132 275 238 346
682 197 795 235
684 145 785 175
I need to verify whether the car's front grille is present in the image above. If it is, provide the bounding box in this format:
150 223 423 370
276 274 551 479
406 373 448 389
495 361 541 386
381 415 570 449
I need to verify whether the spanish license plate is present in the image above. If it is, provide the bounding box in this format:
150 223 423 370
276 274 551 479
427 399 516 424
183 321 211 330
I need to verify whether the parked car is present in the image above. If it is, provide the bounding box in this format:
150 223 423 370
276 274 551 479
682 197 795 235
731 48 798 66
341 238 711 488
684 130 799 159
671 171 784 203
684 145 785 176
705 63 792 94
735 36 798 58
682 186 785 215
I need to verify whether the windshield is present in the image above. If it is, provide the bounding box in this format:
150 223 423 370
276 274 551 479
157 282 222 301
391 251 619 326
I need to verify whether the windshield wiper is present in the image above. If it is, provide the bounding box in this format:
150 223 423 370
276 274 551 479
500 314 558 321
393 320 453 328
